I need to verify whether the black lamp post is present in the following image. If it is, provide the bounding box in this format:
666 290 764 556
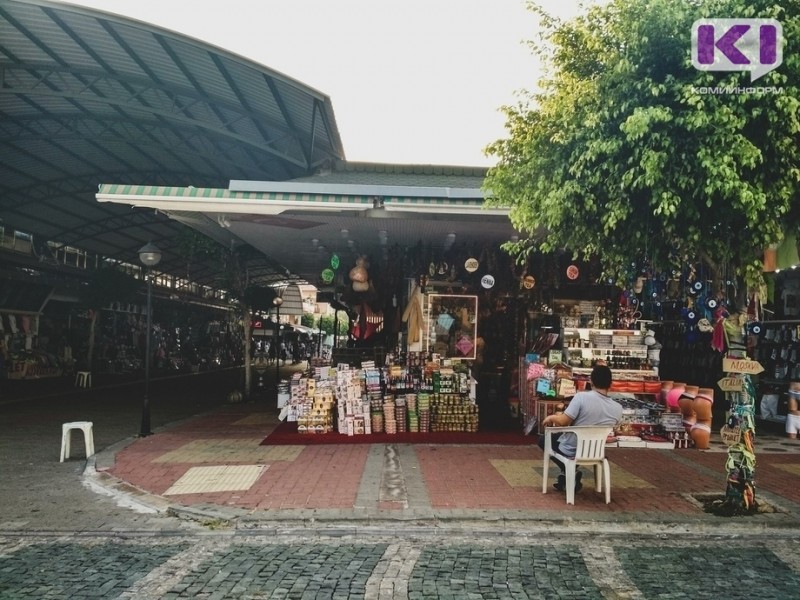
138 241 161 437
273 296 283 394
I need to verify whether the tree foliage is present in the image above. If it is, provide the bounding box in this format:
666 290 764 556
485 0 800 290
316 314 349 336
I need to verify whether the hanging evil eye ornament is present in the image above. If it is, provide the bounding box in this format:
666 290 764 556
682 307 699 325
749 322 763 335
706 297 718 310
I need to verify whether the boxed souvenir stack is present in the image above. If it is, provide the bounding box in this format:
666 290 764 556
614 422 645 447
298 386 335 434
660 412 691 448
335 365 370 436
431 393 479 432
314 364 336 381
282 379 303 421
406 393 419 432
433 368 456 394
383 396 397 434
395 396 407 433
364 366 384 433
277 379 291 412
418 392 431 432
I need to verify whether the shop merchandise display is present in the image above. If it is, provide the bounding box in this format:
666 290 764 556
520 349 696 448
283 353 477 435
754 321 800 423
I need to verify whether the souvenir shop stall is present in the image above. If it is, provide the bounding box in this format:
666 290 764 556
1 279 64 380
2 311 64 380
273 243 522 436
512 255 759 449
278 286 480 437
277 237 768 444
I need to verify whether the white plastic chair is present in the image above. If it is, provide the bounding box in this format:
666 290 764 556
60 421 95 462
542 425 613 505
74 371 92 388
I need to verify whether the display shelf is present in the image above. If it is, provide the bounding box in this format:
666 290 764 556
571 367 658 376
754 320 800 420
563 327 651 370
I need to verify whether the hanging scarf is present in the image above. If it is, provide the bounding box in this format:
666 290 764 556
402 285 423 344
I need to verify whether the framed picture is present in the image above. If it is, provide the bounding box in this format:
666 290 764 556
426 294 478 360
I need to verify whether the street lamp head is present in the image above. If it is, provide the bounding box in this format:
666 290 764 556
138 242 162 267
273 296 284 307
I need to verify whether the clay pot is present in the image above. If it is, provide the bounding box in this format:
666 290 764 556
679 385 699 432
666 382 686 414
660 381 674 406
691 388 715 450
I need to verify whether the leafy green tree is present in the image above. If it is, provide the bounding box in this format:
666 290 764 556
317 314 349 336
301 313 316 328
485 0 799 295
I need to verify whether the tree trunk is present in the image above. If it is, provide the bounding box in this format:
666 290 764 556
722 375 757 515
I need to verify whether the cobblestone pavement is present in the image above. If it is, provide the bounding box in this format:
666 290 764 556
2 532 800 599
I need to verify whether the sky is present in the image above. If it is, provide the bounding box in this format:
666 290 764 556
59 0 592 167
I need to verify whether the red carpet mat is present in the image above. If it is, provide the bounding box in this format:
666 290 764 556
260 420 537 445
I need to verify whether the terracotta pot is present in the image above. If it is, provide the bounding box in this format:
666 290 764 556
690 422 712 449
660 381 674 405
666 382 686 413
679 385 699 431
691 387 715 449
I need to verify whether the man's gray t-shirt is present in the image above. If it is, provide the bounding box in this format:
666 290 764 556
557 390 623 457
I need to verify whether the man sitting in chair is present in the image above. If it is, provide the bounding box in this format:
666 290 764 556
540 364 622 493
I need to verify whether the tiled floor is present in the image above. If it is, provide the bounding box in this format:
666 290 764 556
153 439 302 463
164 465 267 495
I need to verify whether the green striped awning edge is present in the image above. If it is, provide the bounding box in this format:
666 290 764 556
97 184 489 206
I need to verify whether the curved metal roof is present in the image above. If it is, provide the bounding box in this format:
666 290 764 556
0 0 345 286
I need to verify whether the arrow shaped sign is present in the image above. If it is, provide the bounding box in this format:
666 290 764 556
722 357 764 375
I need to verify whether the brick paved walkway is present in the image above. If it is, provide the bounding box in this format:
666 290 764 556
99 401 800 525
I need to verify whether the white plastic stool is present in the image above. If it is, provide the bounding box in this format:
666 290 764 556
60 421 95 462
75 371 92 388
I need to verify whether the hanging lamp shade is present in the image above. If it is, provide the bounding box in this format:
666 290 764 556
269 283 304 317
